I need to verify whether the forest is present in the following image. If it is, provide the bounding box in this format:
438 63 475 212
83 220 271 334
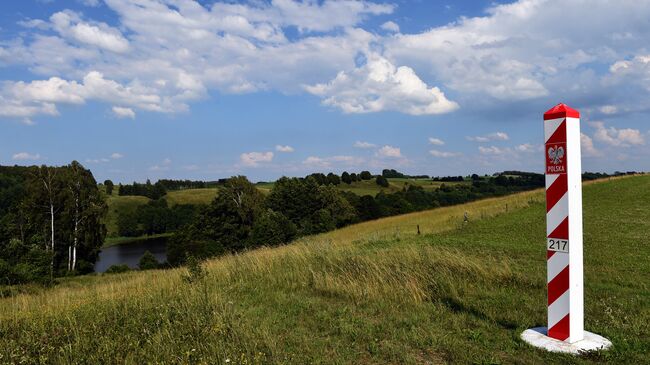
0 163 105 285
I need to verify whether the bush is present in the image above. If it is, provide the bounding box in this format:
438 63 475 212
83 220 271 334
376 175 389 188
138 251 160 270
105 264 131 274
250 210 297 246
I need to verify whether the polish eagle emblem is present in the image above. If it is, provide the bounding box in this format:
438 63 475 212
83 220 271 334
548 146 565 165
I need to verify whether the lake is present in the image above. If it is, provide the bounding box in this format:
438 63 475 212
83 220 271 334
94 236 168 273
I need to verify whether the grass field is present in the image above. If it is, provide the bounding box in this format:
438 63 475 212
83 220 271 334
165 188 219 206
36 175 647 363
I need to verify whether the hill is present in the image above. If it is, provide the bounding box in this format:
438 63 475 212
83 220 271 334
103 178 466 238
27 175 648 363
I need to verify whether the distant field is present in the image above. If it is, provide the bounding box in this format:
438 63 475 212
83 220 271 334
5 175 646 363
104 194 151 238
165 188 219 206
102 178 466 237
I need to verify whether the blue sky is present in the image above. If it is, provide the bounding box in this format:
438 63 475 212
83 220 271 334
1 0 649 183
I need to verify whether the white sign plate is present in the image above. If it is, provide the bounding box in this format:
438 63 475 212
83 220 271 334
547 238 569 253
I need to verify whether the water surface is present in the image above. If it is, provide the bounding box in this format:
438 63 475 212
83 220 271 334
95 236 167 272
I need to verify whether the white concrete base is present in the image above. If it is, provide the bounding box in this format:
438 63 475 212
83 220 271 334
521 327 612 355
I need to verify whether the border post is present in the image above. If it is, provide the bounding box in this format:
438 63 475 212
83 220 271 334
520 103 612 354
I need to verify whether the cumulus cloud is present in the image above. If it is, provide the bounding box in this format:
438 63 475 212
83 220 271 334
5 0 650 122
110 152 124 159
429 149 458 158
240 151 274 167
306 54 458 115
590 121 644 147
50 11 129 53
302 155 363 168
12 152 41 160
376 145 402 158
467 132 509 142
478 146 508 155
275 145 294 153
514 143 535 153
381 21 399 33
354 141 376 149
428 137 445 146
1 71 168 119
112 106 135 119
580 133 601 157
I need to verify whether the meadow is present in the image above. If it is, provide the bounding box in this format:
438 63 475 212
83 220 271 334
1 175 647 364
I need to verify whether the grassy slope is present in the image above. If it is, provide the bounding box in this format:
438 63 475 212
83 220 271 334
19 176 647 363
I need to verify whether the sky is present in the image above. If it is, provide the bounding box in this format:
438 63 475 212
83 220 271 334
1 0 649 183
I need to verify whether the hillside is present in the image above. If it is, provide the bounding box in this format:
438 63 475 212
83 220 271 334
20 175 648 363
103 178 466 237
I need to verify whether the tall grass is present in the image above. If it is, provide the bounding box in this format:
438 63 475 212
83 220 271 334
1 175 647 364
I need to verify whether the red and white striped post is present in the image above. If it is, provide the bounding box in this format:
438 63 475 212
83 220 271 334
521 103 611 353
543 103 583 343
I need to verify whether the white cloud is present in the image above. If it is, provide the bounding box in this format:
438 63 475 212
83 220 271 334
599 105 618 115
467 132 509 142
376 145 402 158
1 71 166 119
110 152 124 159
182 164 200 171
478 146 508 155
590 121 644 147
12 152 41 160
5 0 650 122
302 155 363 168
112 106 135 119
353 141 376 149
306 54 458 115
514 143 535 153
148 164 168 171
381 21 400 33
429 149 458 158
240 151 273 167
428 137 445 146
275 145 294 153
50 11 129 53
580 133 601 157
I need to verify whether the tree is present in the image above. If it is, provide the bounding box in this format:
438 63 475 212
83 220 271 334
350 173 359 182
376 175 389 188
360 171 373 180
138 250 159 270
104 180 114 195
249 210 297 246
326 172 341 185
341 171 352 184
168 176 265 264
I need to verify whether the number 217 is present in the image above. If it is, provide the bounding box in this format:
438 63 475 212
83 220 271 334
547 239 569 253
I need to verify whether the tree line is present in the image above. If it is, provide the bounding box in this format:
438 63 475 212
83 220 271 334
167 172 546 265
0 163 105 285
117 199 198 237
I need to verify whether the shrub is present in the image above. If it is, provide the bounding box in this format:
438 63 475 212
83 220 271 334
250 210 297 246
105 264 130 274
138 251 160 270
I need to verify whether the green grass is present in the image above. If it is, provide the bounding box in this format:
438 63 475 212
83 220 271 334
165 188 219 206
104 194 151 238
103 233 173 248
16 175 646 363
